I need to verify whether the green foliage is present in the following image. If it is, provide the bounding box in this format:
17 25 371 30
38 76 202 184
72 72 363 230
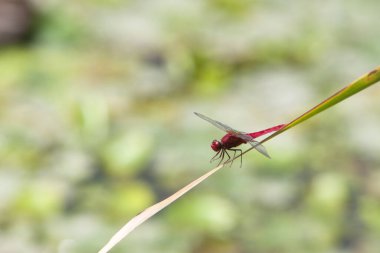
1 1 380 253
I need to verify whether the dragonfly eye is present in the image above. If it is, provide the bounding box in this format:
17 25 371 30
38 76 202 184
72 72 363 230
211 140 222 152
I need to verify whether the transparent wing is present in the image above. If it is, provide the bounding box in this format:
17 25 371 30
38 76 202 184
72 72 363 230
232 131 270 158
248 140 271 158
194 112 271 158
194 112 242 135
234 132 270 158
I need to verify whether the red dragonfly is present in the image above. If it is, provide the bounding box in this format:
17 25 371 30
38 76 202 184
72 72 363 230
195 112 285 166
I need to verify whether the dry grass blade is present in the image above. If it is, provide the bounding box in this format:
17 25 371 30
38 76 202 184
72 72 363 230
98 164 224 253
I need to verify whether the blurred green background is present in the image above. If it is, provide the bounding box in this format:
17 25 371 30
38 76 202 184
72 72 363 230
1 0 380 252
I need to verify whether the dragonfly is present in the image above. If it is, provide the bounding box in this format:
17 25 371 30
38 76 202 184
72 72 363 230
195 112 285 167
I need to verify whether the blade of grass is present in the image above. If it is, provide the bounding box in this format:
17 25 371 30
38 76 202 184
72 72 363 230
232 66 380 161
261 66 380 143
98 164 224 253
98 66 380 253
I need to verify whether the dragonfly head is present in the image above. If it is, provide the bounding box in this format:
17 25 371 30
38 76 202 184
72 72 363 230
211 140 222 152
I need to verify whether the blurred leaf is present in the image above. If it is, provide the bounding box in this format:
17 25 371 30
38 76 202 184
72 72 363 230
166 194 237 234
12 179 65 219
102 130 154 177
307 172 347 217
0 49 31 88
208 0 251 17
194 62 230 96
36 7 89 46
75 95 109 144
106 182 155 221
361 197 380 233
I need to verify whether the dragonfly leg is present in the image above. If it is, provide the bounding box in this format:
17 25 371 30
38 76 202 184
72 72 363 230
228 148 243 167
217 150 226 166
226 149 236 167
238 149 243 167
224 150 231 164
210 150 222 163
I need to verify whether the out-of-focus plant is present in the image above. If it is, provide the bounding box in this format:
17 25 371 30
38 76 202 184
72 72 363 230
99 66 380 253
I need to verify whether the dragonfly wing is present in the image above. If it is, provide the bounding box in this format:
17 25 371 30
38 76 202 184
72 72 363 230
231 131 255 142
194 112 241 134
248 140 271 158
194 112 270 158
226 130 271 159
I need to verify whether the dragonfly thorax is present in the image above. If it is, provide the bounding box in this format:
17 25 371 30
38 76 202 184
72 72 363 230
211 140 222 152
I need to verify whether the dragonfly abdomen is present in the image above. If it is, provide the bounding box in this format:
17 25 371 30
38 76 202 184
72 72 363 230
248 124 285 139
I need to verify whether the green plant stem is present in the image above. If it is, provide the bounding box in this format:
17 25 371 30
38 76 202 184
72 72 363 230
226 66 380 164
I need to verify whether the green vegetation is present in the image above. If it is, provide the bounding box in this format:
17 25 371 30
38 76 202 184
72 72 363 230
1 1 380 253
